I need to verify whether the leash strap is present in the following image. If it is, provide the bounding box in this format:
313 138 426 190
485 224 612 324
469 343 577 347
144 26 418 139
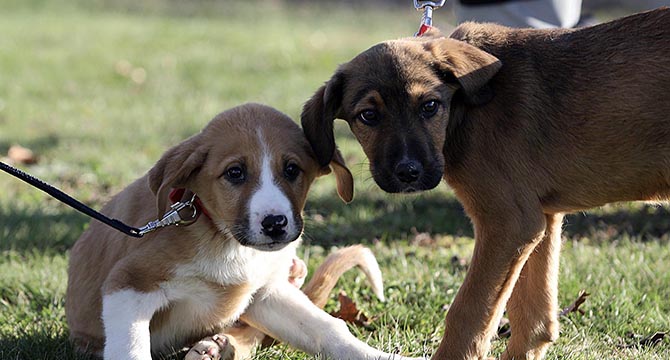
1 161 200 238
1 161 144 237
414 0 446 36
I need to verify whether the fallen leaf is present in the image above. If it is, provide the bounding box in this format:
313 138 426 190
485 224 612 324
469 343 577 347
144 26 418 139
7 144 38 165
450 255 468 270
620 331 667 349
330 291 372 328
410 227 435 247
130 67 147 85
559 289 590 317
115 59 133 76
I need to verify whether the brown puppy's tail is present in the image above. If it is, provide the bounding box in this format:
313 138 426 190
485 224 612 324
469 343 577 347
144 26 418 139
301 244 385 309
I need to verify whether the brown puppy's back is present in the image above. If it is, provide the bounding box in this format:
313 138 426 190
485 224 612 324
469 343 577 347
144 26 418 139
448 8 670 213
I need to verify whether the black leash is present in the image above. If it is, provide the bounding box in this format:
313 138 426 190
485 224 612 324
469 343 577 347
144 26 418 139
1 161 144 237
1 161 200 238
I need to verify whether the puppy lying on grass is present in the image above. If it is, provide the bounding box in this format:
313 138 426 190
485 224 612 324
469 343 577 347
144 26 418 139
66 103 422 360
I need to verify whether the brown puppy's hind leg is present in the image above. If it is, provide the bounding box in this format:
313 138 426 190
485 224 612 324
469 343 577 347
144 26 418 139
503 213 564 360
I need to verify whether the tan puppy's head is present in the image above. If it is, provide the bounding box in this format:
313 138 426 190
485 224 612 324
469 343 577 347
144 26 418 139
148 103 353 251
301 30 501 193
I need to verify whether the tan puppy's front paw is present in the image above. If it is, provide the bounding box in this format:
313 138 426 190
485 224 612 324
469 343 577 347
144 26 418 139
185 334 234 360
288 257 308 288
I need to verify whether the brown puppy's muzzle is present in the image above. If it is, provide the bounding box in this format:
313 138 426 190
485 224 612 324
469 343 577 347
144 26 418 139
372 159 444 193
370 135 444 193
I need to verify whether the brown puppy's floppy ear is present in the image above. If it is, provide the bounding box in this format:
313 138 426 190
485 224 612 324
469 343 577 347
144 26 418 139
427 38 501 105
317 148 354 203
330 149 354 203
148 137 208 217
301 71 345 168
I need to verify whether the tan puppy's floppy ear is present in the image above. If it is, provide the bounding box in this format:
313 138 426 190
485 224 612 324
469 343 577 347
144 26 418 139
427 38 501 105
148 137 208 217
317 148 354 203
301 71 345 168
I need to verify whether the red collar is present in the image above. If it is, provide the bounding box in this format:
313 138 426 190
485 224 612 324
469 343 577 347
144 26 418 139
416 23 432 36
168 188 211 220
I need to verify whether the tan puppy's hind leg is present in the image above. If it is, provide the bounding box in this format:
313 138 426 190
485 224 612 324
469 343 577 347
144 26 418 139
186 334 235 360
186 325 267 360
502 214 563 360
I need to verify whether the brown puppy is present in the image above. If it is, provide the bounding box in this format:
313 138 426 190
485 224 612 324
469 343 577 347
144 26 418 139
301 8 670 360
66 103 422 360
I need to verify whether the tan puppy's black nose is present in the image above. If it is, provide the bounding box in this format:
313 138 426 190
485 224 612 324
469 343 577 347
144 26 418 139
261 214 288 238
395 161 423 183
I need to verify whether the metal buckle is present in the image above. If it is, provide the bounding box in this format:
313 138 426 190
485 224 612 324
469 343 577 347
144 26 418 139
413 0 446 10
137 194 199 235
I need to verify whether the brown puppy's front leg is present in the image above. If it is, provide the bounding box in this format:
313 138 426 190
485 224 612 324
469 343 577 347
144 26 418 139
503 213 563 360
433 209 547 359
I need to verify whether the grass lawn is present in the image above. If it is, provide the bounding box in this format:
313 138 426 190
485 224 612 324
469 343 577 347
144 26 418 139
1 1 669 359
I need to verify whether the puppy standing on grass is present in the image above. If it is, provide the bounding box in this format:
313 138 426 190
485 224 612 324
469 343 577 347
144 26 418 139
66 103 423 360
302 8 670 360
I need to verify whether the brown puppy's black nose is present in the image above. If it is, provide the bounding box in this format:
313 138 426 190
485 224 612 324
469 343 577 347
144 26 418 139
261 214 288 238
395 161 423 183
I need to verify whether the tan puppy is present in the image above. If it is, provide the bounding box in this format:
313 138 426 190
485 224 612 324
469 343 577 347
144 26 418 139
66 103 422 360
301 8 670 360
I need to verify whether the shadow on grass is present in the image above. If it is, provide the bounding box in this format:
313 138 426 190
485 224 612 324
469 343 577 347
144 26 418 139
0 334 219 360
0 335 95 360
564 204 670 243
1 192 668 254
305 192 670 247
0 207 88 253
303 191 473 247
0 134 61 157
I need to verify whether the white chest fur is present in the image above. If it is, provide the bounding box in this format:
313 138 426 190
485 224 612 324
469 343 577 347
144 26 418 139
148 237 299 352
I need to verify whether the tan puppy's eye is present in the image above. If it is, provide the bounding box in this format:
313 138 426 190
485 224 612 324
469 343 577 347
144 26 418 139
223 165 246 184
284 163 301 181
421 100 440 118
357 109 380 126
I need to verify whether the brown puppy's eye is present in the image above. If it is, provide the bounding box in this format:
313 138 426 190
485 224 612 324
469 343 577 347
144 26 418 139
421 100 440 118
284 163 301 181
224 166 246 184
357 110 379 126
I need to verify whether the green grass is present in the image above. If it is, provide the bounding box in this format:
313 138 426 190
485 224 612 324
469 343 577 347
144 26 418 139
1 1 669 359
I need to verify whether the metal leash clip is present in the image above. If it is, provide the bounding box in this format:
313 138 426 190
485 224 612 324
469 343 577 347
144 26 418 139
414 0 446 36
137 194 199 236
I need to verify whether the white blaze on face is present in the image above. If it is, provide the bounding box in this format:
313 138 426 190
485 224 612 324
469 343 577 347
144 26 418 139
248 134 294 244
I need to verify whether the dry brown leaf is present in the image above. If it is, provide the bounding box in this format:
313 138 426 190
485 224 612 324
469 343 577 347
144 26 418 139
450 255 469 270
410 227 435 247
7 144 38 165
559 289 590 317
330 291 372 328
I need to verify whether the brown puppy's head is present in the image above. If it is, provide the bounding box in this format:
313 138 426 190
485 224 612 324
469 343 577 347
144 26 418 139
148 103 353 251
301 31 501 193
